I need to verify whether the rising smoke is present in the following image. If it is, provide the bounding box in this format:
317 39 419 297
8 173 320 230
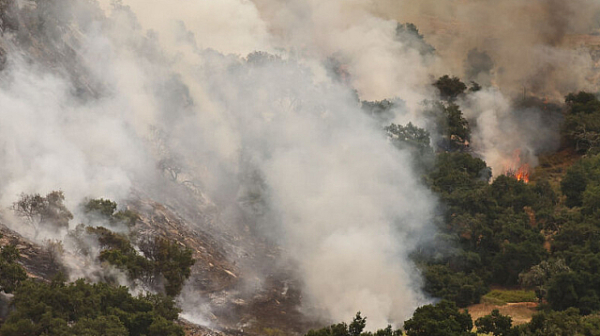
375 0 600 99
0 0 599 331
372 0 600 173
0 0 439 328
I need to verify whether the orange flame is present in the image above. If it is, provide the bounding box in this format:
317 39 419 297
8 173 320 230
504 150 531 183
513 164 530 183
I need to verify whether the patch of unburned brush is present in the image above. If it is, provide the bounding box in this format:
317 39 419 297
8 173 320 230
482 289 537 305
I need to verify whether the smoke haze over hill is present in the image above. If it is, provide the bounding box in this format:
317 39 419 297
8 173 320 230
376 0 600 98
0 0 599 331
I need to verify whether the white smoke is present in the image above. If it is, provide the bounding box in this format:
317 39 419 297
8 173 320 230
0 0 439 329
374 0 600 99
460 88 562 176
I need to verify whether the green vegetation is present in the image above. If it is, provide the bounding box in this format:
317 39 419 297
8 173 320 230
3 67 600 335
562 92 600 154
385 122 434 168
361 99 397 123
403 301 475 336
364 82 600 333
305 312 402 336
79 198 194 297
139 237 195 297
423 100 471 151
519 259 571 303
475 310 517 336
483 290 538 305
0 196 192 335
8 194 194 299
0 276 184 336
380 76 554 310
518 308 600 336
0 234 27 294
395 22 436 56
89 226 155 281
419 155 548 306
12 191 73 235
405 88 600 332
434 75 467 101
83 198 139 227
79 226 195 297
422 264 487 307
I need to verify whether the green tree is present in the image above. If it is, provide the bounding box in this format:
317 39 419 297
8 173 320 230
521 308 585 336
422 264 487 307
84 199 118 218
0 236 27 294
434 76 467 101
304 313 401 336
475 309 516 336
491 212 548 285
385 123 432 155
84 226 154 282
348 312 367 336
140 237 195 297
362 99 395 121
562 164 589 207
428 152 488 194
562 92 600 153
395 22 435 55
83 198 139 227
70 316 128 336
12 191 73 234
445 104 470 146
519 259 571 302
582 184 600 216
385 122 434 168
426 102 471 151
403 300 475 336
0 277 183 336
547 272 581 311
490 175 536 212
565 92 600 115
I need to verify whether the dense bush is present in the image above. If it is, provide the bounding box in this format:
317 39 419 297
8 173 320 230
304 312 401 336
83 199 139 227
0 277 183 336
562 91 600 153
0 235 27 294
403 300 475 336
86 227 195 297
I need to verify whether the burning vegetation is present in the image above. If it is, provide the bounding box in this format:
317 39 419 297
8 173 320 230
504 150 532 183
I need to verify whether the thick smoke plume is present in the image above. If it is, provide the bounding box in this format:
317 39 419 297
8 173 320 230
0 0 441 329
376 0 600 99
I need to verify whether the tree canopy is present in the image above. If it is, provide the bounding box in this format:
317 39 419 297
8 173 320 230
0 276 184 336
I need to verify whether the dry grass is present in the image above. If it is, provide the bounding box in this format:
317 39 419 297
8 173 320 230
467 302 538 326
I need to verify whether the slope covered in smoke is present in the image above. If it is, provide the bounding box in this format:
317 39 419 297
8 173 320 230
376 0 600 99
0 0 600 334
0 0 437 331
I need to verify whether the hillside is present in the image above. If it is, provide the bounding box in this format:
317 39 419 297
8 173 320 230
1 0 600 336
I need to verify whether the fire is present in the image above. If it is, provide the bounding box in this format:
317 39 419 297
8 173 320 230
504 150 531 183
511 164 530 183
